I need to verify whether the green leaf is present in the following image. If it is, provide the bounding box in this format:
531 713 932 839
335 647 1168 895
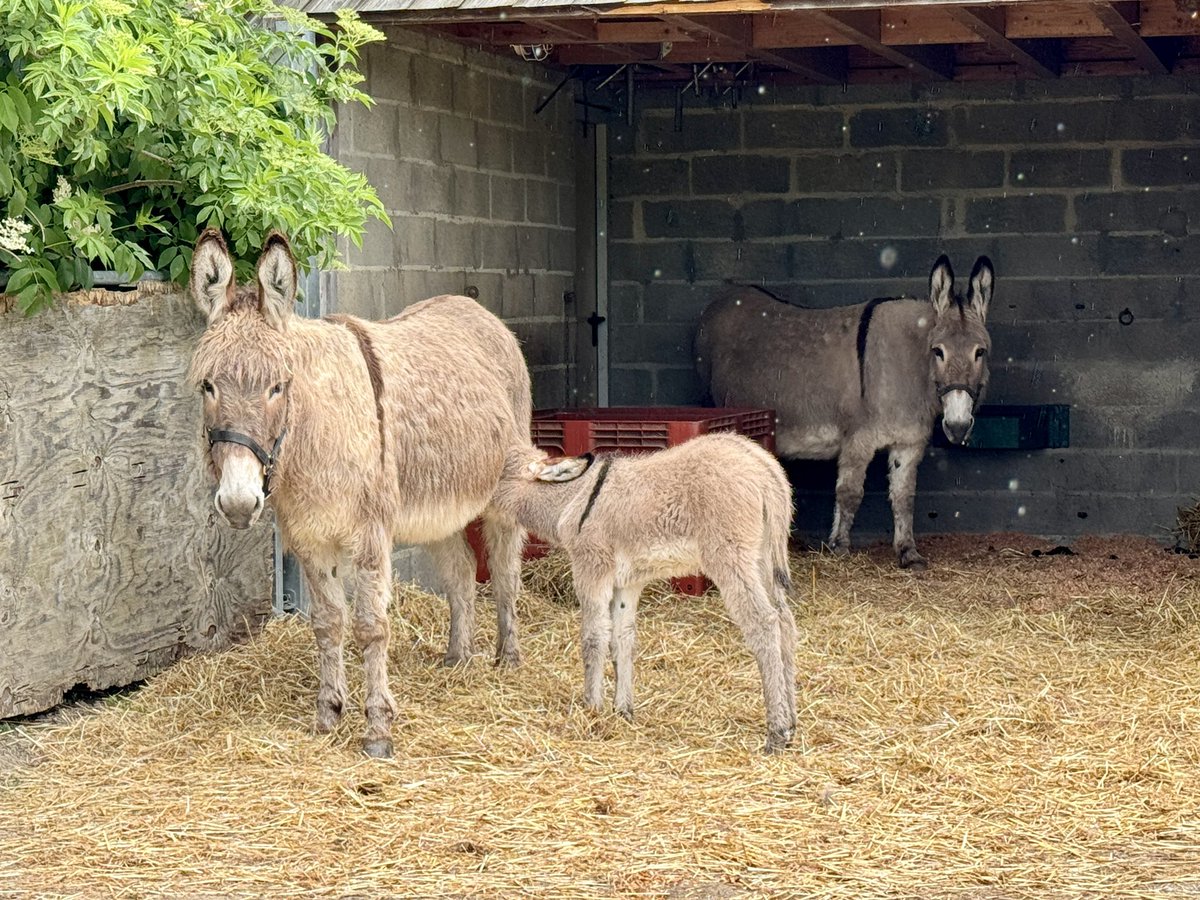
0 94 16 133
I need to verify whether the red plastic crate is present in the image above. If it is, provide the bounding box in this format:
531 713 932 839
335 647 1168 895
529 406 776 596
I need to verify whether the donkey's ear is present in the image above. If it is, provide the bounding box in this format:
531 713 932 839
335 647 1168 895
967 256 994 322
531 453 594 483
929 254 955 316
256 231 297 331
189 229 234 325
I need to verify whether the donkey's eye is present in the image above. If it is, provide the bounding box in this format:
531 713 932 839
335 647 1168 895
201 380 215 396
975 347 987 361
932 347 945 361
269 382 284 398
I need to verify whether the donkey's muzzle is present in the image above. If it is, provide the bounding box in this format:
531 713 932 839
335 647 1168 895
213 452 267 529
942 417 974 446
939 387 977 446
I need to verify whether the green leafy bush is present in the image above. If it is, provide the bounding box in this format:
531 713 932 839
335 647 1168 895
0 0 388 314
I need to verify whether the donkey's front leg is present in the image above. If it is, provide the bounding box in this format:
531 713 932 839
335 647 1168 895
297 551 349 735
427 532 478 666
353 530 398 758
887 442 928 570
828 443 873 555
575 566 615 713
610 584 641 721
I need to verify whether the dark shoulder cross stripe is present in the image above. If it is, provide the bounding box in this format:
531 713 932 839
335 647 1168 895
856 297 901 398
326 315 387 466
576 458 612 533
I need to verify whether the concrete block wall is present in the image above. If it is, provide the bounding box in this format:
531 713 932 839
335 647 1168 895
332 26 577 412
607 76 1200 540
329 29 577 583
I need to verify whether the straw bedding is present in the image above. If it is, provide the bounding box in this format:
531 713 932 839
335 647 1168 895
3 535 1200 898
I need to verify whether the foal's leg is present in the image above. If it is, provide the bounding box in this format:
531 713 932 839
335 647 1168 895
352 526 399 758
426 531 478 666
763 551 798 734
482 508 524 668
712 557 793 753
574 563 615 712
297 550 348 735
887 441 928 570
610 584 641 721
828 439 874 555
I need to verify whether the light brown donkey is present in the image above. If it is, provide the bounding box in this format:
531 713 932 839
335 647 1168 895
187 230 531 757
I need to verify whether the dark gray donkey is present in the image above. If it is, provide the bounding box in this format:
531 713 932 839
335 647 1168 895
695 255 994 569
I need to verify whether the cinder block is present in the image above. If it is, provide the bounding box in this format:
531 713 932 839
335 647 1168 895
609 366 653 404
642 282 720 323
1122 147 1200 187
516 226 551 271
1009 149 1112 188
489 77 526 127
849 107 947 148
353 103 398 156
794 152 896 194
434 220 481 269
332 269 382 320
396 215 436 267
1075 190 1200 236
533 274 571 318
608 241 690 283
501 274 536 319
901 150 1005 191
790 197 942 239
532 368 568 408
632 112 741 155
460 272 504 316
1097 234 1200 276
655 367 705 405
356 156 406 211
609 322 695 367
526 179 559 225
643 200 739 238
954 99 1200 146
609 283 642 324
366 46 413 104
513 322 564 366
692 155 789 195
743 108 844 149
491 174 526 223
692 241 791 282
397 108 440 161
479 223 519 271
964 196 1067 234
512 139 547 177
476 125 513 171
405 161 453 214
788 238 942 281
438 115 478 168
452 66 490 120
547 228 574 272
546 144 574 184
560 183 577 229
412 56 455 111
453 169 491 219
611 158 690 196
344 217 396 269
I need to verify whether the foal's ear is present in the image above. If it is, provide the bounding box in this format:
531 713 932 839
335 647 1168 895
967 255 994 322
190 229 235 325
530 453 594 483
929 254 955 316
257 231 297 331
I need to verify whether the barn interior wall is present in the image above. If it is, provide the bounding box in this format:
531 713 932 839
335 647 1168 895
328 28 578 582
607 75 1200 541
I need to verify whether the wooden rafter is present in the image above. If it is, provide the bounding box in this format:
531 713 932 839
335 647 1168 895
1090 1 1175 74
672 15 847 83
804 8 955 79
944 6 1061 77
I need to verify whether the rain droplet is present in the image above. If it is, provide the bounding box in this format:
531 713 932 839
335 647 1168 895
917 316 928 328
1056 122 1066 133
652 268 662 278
1008 479 1020 491
757 85 767 95
1017 506 1027 517
879 246 898 269
1016 172 1026 181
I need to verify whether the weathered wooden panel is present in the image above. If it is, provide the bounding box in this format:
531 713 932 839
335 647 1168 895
0 290 272 718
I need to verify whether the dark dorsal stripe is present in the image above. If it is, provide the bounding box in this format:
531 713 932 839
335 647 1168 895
577 458 612 534
326 315 386 465
856 297 903 399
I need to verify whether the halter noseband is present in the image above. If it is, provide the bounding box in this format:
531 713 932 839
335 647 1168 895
937 382 980 404
207 426 288 498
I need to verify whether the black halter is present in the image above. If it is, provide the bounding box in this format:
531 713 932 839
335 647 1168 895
937 382 981 403
207 426 288 498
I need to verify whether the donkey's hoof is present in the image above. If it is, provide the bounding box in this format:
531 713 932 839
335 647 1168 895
826 541 851 558
617 706 634 723
763 728 793 754
362 737 394 759
441 649 471 668
314 699 345 734
494 648 522 669
898 548 927 570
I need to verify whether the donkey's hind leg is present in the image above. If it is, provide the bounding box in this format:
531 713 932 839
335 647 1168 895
352 526 399 758
297 550 349 735
427 531 478 666
887 442 927 570
482 508 524 667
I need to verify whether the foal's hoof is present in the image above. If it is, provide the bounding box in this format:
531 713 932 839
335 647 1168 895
362 737 394 759
441 650 471 668
826 541 851 558
494 648 522 669
898 548 928 570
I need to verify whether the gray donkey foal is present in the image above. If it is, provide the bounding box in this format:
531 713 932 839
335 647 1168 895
697 255 993 569
493 433 797 752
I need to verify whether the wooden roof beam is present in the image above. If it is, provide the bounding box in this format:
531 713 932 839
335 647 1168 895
944 6 1061 78
803 8 954 80
1091 1 1175 74
671 15 847 84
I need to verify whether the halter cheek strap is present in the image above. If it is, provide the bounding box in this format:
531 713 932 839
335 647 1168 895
207 426 288 498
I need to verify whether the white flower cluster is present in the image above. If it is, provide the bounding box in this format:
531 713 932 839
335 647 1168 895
52 175 72 204
0 218 33 255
